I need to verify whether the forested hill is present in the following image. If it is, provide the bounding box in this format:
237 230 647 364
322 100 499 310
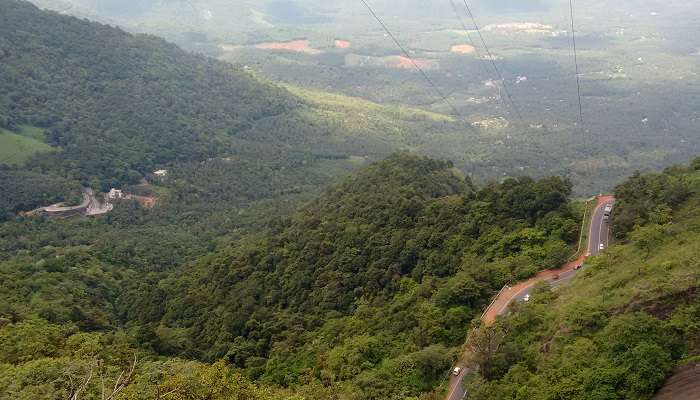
123 153 580 397
1 153 698 398
0 0 296 185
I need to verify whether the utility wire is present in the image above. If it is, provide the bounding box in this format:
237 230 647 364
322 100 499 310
459 0 526 129
359 0 461 116
448 0 514 118
569 0 585 128
447 0 489 77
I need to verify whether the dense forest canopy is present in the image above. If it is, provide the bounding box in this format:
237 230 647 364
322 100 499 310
2 154 698 399
119 154 578 396
0 0 298 186
0 153 582 399
0 0 392 228
0 169 82 219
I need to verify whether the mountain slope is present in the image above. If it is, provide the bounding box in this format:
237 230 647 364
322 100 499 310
463 158 700 400
113 153 579 397
0 0 299 185
0 152 581 399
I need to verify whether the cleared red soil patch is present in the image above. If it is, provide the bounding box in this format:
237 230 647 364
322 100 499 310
394 56 439 71
482 195 614 325
451 44 476 54
130 195 157 209
255 39 322 55
653 363 700 400
334 39 351 49
344 54 439 71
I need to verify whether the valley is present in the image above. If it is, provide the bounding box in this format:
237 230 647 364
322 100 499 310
26 1 700 194
0 1 698 399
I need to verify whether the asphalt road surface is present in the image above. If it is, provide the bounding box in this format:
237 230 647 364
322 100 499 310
511 198 615 304
445 197 615 400
446 370 466 400
589 199 615 256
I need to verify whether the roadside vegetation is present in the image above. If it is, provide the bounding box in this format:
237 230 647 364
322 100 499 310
567 198 596 261
463 158 700 400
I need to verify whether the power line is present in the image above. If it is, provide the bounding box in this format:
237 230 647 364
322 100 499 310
448 0 514 120
459 0 526 130
359 0 461 116
447 0 489 77
569 0 584 128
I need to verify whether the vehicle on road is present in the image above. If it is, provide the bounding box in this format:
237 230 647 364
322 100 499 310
599 243 605 250
574 264 582 270
452 367 462 376
523 294 530 302
604 203 613 220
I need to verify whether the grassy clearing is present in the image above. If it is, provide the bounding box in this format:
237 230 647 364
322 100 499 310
558 226 698 321
16 125 46 141
286 83 462 155
285 84 453 123
545 190 700 334
523 191 700 345
0 127 54 166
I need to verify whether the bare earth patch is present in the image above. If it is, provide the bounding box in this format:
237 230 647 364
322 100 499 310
129 195 157 209
334 39 351 49
451 44 476 54
255 39 322 55
394 56 438 70
653 363 700 400
345 54 439 71
484 22 560 36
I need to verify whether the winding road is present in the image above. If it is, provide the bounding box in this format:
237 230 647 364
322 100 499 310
445 195 615 400
31 188 112 217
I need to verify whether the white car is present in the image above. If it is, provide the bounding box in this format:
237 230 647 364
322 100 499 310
599 243 605 250
523 294 530 302
452 367 462 376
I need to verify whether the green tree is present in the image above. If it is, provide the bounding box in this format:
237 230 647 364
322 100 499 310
629 224 665 260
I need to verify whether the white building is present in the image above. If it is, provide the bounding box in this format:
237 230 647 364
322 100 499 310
107 188 124 200
153 169 168 177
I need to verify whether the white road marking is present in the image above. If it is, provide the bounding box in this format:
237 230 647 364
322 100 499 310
598 206 605 253
446 374 462 400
